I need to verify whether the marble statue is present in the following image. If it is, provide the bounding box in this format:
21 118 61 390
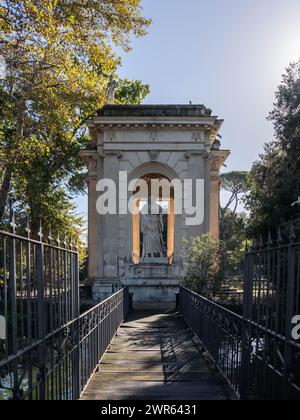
106 78 118 104
141 197 165 258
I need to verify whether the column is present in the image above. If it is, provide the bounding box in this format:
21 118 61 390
210 174 221 240
132 197 140 265
167 198 175 264
79 150 98 284
102 152 122 281
88 174 98 281
185 151 209 240
210 153 226 241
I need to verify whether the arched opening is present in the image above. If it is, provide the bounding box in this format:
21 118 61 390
132 173 175 265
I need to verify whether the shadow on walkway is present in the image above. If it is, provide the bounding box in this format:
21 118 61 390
80 309 233 400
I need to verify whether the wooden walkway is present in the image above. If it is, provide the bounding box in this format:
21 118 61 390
81 310 232 400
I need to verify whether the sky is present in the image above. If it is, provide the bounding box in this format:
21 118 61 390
75 0 300 217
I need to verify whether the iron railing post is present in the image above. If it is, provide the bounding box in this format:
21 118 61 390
36 231 46 400
72 250 81 399
8 210 18 399
284 240 295 400
8 211 17 355
240 249 254 400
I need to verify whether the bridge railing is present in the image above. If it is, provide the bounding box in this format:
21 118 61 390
0 287 129 400
179 286 300 400
0 211 130 400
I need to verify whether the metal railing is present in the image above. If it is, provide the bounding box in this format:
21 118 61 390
179 286 300 400
0 288 129 400
0 213 79 361
244 234 300 337
0 213 130 400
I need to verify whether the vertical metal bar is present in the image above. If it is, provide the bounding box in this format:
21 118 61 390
284 241 295 400
19 242 24 348
3 235 9 359
36 233 46 400
63 242 67 324
275 246 281 334
48 244 53 333
56 242 61 328
9 213 18 356
53 244 57 331
26 237 32 346
243 250 254 321
33 244 38 341
72 249 81 399
240 250 254 400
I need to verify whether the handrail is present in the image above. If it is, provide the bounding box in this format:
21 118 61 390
0 288 130 400
179 286 300 401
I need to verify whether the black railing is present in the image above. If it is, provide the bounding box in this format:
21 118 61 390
244 235 300 337
179 286 300 400
0 214 130 400
0 214 79 361
0 288 129 400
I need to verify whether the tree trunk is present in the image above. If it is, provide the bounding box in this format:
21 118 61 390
219 208 226 241
0 99 26 222
0 164 13 222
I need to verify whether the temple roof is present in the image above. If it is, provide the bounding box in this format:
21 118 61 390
97 104 214 118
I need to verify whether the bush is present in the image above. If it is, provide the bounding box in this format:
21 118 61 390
183 234 225 297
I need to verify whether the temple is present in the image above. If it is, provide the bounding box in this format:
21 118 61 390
81 105 230 304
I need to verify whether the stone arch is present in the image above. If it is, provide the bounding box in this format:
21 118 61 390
125 162 182 264
128 161 181 183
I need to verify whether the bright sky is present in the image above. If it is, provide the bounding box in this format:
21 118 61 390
75 0 300 217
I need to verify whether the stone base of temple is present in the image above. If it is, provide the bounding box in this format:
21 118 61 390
124 282 179 306
89 263 183 304
122 262 182 305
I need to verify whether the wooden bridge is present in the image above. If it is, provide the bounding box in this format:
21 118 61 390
1 219 300 400
81 310 232 401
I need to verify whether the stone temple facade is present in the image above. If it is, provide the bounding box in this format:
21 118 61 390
81 105 230 305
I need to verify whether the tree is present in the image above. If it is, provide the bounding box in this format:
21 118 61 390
247 60 300 237
183 234 224 297
115 78 150 105
269 61 300 156
0 0 151 226
220 171 249 241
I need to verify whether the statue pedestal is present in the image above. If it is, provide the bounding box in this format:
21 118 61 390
122 261 182 306
140 257 168 265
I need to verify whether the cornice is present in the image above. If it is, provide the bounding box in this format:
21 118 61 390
210 149 231 173
88 118 222 146
80 149 98 175
88 118 222 129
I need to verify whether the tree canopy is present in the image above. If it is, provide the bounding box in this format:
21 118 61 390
0 0 151 239
220 171 249 242
246 60 300 237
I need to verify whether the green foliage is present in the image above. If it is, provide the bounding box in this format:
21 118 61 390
115 78 150 105
246 60 300 237
221 172 249 200
0 0 151 243
219 172 248 289
220 171 249 242
183 234 225 297
184 172 249 297
221 210 247 277
183 232 246 298
269 61 300 153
